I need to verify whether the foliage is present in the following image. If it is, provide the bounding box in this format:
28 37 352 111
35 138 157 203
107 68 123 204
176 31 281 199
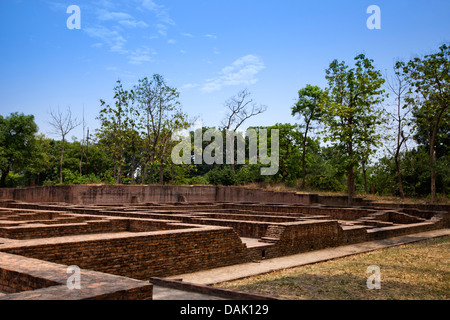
206 166 235 186
306 174 343 192
320 54 387 202
0 112 39 187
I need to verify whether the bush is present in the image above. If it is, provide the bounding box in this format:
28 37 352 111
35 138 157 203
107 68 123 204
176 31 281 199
61 169 103 185
206 167 235 186
188 176 209 185
306 174 343 192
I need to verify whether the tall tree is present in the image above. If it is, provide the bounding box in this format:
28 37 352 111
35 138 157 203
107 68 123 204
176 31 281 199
221 89 267 172
321 54 387 204
292 85 323 189
0 113 38 187
97 81 136 184
48 107 80 184
134 74 182 184
385 64 412 199
398 44 449 202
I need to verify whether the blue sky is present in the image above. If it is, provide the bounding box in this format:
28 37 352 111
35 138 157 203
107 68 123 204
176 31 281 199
1 0 449 140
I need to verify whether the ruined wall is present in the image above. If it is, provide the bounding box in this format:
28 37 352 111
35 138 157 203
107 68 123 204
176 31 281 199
0 219 130 240
274 220 342 255
12 186 75 203
0 188 14 200
0 227 248 280
216 187 312 204
6 185 317 205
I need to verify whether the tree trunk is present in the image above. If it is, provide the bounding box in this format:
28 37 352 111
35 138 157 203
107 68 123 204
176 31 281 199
430 149 436 203
117 163 122 185
60 137 65 184
84 129 89 175
159 162 164 185
394 155 405 199
429 106 447 203
0 168 9 188
362 161 368 194
347 166 354 206
131 151 136 185
301 120 311 189
149 163 154 185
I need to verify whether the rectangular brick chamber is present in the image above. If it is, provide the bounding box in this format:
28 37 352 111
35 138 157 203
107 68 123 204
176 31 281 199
0 209 192 240
0 268 60 294
0 252 153 300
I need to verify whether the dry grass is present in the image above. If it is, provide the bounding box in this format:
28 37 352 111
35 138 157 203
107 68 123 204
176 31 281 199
241 182 449 204
216 237 450 300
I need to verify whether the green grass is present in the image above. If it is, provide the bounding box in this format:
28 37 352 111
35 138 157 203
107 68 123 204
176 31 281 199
216 236 450 300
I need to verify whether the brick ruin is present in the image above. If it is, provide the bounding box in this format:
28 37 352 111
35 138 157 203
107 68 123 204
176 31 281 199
0 185 448 300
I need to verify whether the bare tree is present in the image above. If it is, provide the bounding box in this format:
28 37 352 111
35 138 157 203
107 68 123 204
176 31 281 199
385 65 412 199
49 107 80 184
221 89 267 172
221 89 267 132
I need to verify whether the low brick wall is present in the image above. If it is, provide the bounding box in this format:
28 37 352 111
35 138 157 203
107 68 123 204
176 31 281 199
275 220 342 255
366 222 440 240
0 268 59 293
0 252 153 300
0 220 130 240
0 227 248 280
0 189 14 200
6 185 318 205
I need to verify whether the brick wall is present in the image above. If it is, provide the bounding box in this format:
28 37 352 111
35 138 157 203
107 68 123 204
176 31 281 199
274 220 342 255
0 189 14 200
0 268 59 293
0 227 248 280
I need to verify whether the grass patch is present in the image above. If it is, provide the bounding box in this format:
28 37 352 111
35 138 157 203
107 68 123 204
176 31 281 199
216 236 450 300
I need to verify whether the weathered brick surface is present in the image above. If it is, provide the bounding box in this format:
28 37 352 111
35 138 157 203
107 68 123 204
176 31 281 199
0 184 448 300
0 252 153 300
0 227 248 280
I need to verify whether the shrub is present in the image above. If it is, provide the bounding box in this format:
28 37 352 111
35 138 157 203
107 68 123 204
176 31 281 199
206 167 235 186
306 174 343 192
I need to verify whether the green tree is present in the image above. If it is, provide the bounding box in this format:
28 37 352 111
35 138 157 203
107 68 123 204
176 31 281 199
265 123 303 182
134 75 183 184
0 113 38 187
292 85 324 188
97 80 137 184
321 54 387 204
385 63 412 199
399 44 450 202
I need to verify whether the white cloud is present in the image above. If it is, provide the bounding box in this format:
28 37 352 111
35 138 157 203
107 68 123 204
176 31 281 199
181 83 200 90
156 24 168 36
118 19 149 28
201 55 265 93
128 47 157 65
98 11 133 21
167 39 176 44
141 0 175 26
84 26 128 54
97 10 149 28
181 32 195 38
204 34 217 39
